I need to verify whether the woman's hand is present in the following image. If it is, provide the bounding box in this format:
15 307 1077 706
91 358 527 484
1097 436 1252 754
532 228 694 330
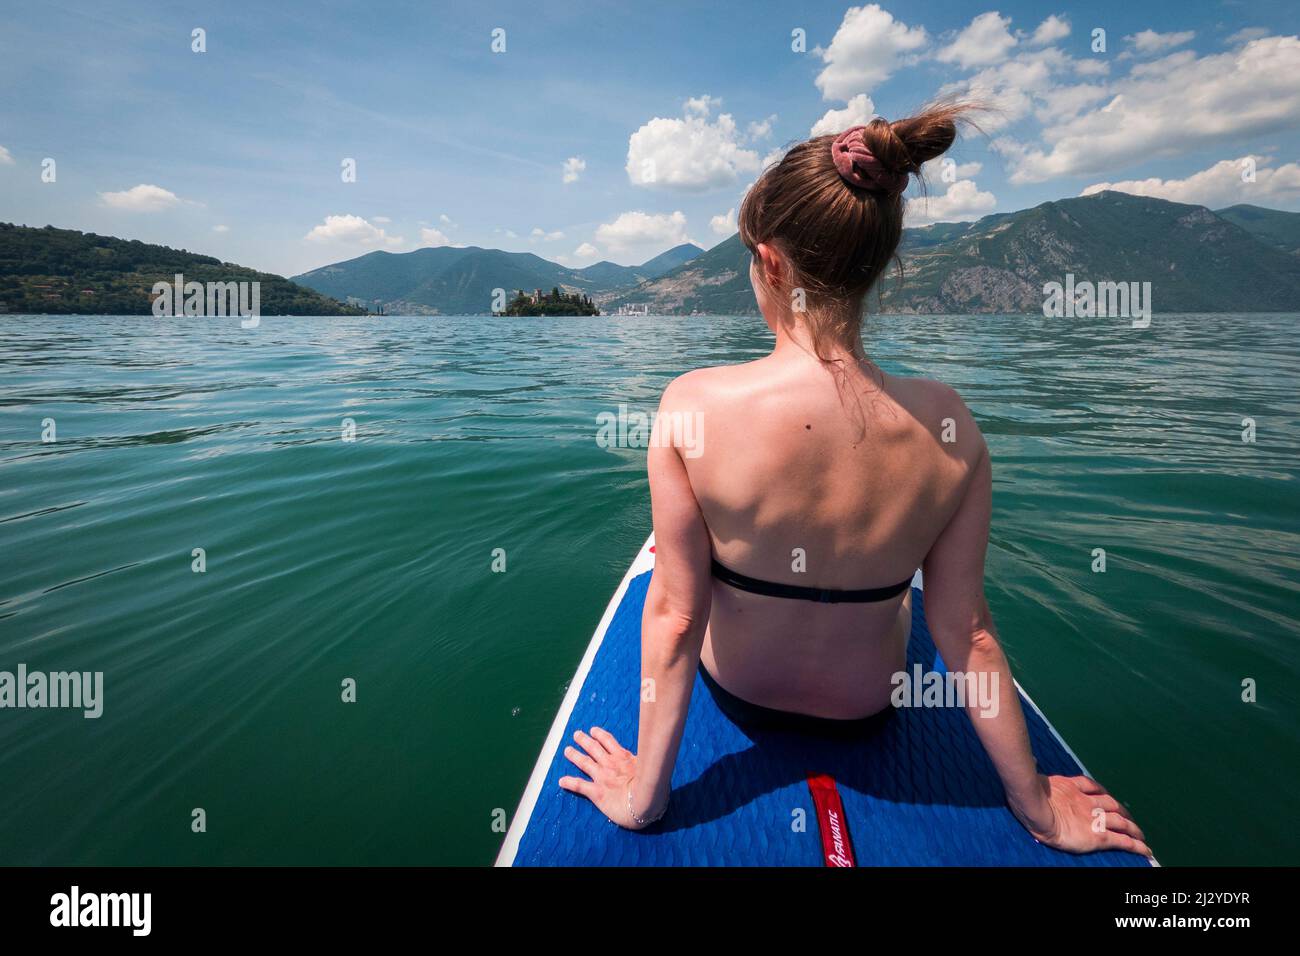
558 727 658 830
1012 773 1152 858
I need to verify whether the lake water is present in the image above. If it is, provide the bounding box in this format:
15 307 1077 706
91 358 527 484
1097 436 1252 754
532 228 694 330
1 313 1297 865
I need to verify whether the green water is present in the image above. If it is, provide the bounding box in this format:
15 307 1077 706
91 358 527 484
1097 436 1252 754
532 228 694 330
0 313 1296 866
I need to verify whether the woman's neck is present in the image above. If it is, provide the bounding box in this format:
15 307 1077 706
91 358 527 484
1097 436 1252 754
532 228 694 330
768 309 869 365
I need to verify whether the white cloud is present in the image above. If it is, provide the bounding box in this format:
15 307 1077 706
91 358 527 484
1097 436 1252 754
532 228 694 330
0 145 14 165
920 159 983 180
99 183 185 212
815 4 929 100
439 213 455 226
562 156 586 184
810 93 877 136
940 43 1112 132
710 207 737 235
684 95 721 116
419 226 452 247
1072 58 1110 77
595 210 689 253
212 224 229 233
1226 27 1269 46
304 214 403 247
574 242 599 258
1029 15 1070 47
372 215 392 223
747 115 777 140
530 227 564 241
1082 155 1300 207
937 12 1017 70
626 97 761 191
504 229 518 239
1126 29 1195 54
996 36 1300 183
1034 82 1109 122
906 179 997 224
939 47 1084 131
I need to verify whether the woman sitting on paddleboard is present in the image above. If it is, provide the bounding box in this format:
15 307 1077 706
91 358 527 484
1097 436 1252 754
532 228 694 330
560 103 1150 858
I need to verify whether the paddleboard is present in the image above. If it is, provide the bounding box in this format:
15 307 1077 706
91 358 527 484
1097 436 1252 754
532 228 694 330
498 534 1153 866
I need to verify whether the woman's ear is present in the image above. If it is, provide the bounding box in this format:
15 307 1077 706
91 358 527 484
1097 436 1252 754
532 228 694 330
754 242 785 292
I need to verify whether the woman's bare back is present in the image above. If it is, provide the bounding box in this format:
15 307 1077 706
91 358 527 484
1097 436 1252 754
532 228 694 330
669 349 984 718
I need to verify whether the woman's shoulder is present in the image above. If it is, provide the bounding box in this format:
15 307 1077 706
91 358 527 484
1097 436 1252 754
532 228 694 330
887 372 967 411
885 372 987 457
658 360 763 408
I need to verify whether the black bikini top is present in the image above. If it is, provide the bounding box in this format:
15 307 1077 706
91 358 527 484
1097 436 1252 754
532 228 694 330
710 558 912 604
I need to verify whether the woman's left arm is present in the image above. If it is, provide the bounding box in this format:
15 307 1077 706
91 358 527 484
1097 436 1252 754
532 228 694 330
560 378 712 828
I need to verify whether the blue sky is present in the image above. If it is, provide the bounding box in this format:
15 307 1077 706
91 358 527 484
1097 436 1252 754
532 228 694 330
1 0 1297 277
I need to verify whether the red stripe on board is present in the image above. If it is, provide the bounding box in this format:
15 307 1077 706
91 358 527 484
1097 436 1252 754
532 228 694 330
807 773 856 867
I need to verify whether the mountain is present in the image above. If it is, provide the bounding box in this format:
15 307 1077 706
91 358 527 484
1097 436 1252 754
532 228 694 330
0 223 365 315
295 246 580 314
607 192 1300 314
899 219 992 249
637 242 704 277
292 243 703 315
574 259 641 287
1215 204 1300 255
606 234 755 314
878 192 1300 313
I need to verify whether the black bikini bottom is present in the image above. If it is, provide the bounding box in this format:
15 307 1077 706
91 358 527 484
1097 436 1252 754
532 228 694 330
697 661 894 739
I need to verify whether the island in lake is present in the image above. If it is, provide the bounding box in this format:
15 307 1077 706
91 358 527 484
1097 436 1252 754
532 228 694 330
504 287 599 316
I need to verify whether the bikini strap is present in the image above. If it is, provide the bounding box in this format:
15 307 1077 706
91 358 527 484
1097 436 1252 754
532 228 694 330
710 558 911 604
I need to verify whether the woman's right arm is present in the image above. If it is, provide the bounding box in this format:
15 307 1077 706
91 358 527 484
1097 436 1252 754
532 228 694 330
922 419 1152 858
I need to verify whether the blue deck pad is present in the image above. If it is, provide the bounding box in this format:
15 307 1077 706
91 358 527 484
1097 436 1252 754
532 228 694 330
512 571 1147 866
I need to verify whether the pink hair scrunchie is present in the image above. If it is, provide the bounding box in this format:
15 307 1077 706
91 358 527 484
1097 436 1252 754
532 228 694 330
831 126 909 195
